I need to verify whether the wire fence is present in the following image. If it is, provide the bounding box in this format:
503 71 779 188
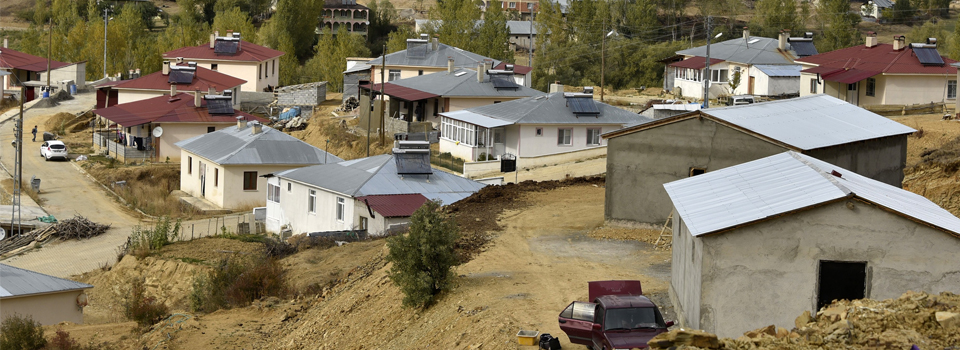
173 212 261 242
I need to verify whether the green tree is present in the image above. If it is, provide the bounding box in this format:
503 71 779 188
386 26 413 53
0 314 47 350
212 6 257 39
304 27 371 91
906 20 948 45
277 32 301 85
386 200 460 308
887 0 916 24
752 0 804 37
430 0 482 50
475 0 511 62
816 0 861 52
367 0 399 56
259 0 323 60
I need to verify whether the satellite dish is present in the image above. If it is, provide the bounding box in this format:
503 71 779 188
0 227 6 241
152 127 163 138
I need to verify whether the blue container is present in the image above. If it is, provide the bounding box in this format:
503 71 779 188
69 85 77 95
42 91 49 98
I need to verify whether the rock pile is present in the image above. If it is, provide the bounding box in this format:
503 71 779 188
648 291 960 350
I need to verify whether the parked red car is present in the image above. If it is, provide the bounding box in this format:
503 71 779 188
558 281 674 350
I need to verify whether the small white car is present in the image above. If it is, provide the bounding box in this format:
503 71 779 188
40 140 68 161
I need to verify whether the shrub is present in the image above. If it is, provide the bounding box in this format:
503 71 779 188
46 328 81 350
287 235 337 251
0 314 46 350
125 217 182 258
122 278 170 329
190 257 288 312
385 200 459 308
261 237 297 258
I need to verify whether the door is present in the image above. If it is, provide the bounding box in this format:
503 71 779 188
748 76 755 95
492 127 505 158
199 162 206 197
846 83 859 105
558 301 597 345
817 261 867 311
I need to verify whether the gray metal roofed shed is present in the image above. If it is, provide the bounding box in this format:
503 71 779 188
0 264 92 298
1 264 93 325
754 64 801 77
175 122 343 165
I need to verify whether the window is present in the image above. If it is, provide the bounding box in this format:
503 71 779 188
560 301 596 322
187 156 192 174
508 1 516 7
440 117 478 146
526 2 534 9
287 182 292 191
267 183 280 203
211 63 218 71
336 197 345 222
866 78 876 97
810 79 818 94
557 128 572 145
308 190 316 213
949 80 957 99
358 216 368 230
418 70 424 76
388 69 401 81
265 61 269 77
207 126 215 133
535 127 543 136
847 82 857 91
586 128 601 145
711 69 729 83
258 64 261 80
689 167 706 177
243 171 258 191
273 60 276 76
214 168 219 187
433 99 439 116
817 261 867 311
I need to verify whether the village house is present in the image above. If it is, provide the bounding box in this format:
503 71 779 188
0 43 85 101
861 0 893 19
320 0 370 36
175 121 342 210
440 84 648 177
364 35 531 87
109 60 245 107
1 264 93 325
414 20 538 52
797 33 957 107
163 32 284 92
602 94 915 226
265 146 485 236
664 151 960 338
358 64 544 134
93 90 264 162
665 29 817 100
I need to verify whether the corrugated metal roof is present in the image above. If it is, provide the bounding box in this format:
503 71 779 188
873 0 894 7
443 110 513 128
175 124 343 165
368 43 497 69
677 36 797 65
163 40 284 62
801 66 844 75
670 57 724 69
797 43 957 75
664 152 960 237
361 83 440 101
507 20 537 35
441 92 650 125
277 154 485 204
0 264 92 298
357 193 429 217
114 66 246 92
95 93 266 127
702 94 915 150
754 64 801 77
365 68 543 99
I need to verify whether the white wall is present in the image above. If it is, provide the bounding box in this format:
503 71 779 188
515 124 619 158
157 122 235 160
269 179 357 235
0 291 87 325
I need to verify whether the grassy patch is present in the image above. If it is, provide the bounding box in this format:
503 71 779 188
221 233 266 243
177 257 205 264
82 160 201 218
189 256 288 313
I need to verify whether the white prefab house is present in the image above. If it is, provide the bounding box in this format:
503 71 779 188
265 153 485 236
664 152 960 338
175 121 342 210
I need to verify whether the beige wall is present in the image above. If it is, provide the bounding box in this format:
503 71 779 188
180 149 313 209
800 70 955 106
118 87 242 107
158 122 234 161
191 59 278 92
0 291 88 325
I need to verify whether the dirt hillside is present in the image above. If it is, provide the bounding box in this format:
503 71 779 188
895 115 960 217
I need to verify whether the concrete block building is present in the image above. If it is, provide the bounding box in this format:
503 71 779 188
1 264 93 325
664 152 960 337
602 95 915 226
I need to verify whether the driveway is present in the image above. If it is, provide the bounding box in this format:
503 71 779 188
0 93 142 277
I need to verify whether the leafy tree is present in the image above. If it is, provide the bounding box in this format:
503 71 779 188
386 200 459 308
816 0 861 52
429 0 482 50
386 26 413 54
0 314 46 350
367 0 399 56
277 32 301 85
620 0 658 41
304 27 371 91
212 6 257 39
886 0 916 25
906 20 948 45
475 0 511 62
259 0 323 60
752 0 804 38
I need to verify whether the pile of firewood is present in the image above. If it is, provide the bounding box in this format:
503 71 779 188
53 215 110 240
0 226 56 256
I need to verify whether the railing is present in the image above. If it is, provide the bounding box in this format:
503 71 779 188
93 132 153 162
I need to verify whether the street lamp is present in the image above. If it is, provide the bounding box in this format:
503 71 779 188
600 25 618 102
702 20 722 108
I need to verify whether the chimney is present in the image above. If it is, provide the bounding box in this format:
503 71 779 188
432 37 439 51
478 62 484 83
448 57 454 74
208 86 217 95
210 33 216 48
215 30 219 38
237 116 246 129
251 121 262 135
3 38 7 48
484 59 493 72
865 32 878 48
128 69 134 79
743 27 750 42
549 81 563 93
162 61 170 75
893 35 905 50
170 84 177 96
194 89 202 107
135 68 141 78
778 30 789 51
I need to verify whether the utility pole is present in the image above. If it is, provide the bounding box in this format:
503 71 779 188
10 87 24 236
103 8 109 78
528 10 533 67
379 44 386 147
46 17 52 90
601 17 605 102
703 16 712 109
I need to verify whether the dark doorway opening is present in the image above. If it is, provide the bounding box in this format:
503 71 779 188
817 261 866 311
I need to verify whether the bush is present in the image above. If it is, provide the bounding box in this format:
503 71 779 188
123 278 170 329
125 217 182 258
385 200 459 308
190 257 288 312
0 314 46 350
46 328 81 350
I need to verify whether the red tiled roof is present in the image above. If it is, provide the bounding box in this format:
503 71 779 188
162 40 285 62
0 47 71 72
493 62 533 75
670 56 724 69
800 66 844 76
113 66 246 92
357 194 429 218
821 68 882 84
360 82 440 101
94 92 266 127
796 43 957 75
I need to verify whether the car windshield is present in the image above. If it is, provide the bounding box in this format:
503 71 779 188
604 307 661 330
50 144 66 150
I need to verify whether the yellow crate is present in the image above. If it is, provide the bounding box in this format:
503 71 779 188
516 330 539 346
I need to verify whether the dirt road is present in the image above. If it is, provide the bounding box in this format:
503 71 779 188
0 93 142 277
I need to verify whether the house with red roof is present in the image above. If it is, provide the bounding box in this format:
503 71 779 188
93 91 265 162
112 60 246 107
797 33 957 106
0 45 84 101
163 32 284 92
